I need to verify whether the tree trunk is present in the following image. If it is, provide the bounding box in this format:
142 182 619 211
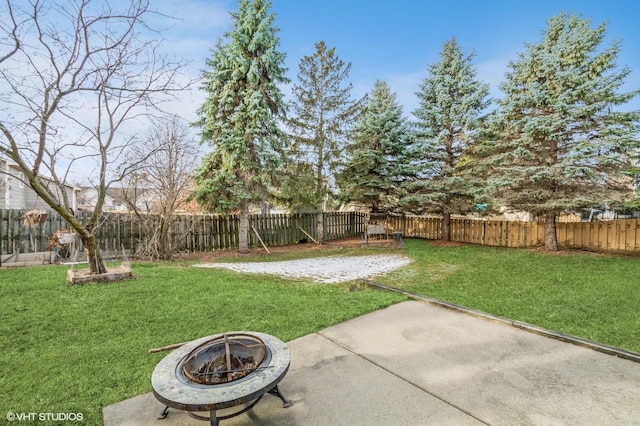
316 211 324 244
82 233 108 275
158 216 169 261
239 200 250 253
544 211 559 251
159 213 178 261
442 211 451 241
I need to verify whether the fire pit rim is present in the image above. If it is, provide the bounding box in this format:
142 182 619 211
151 331 290 411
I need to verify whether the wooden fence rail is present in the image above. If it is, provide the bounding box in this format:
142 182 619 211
2 209 639 261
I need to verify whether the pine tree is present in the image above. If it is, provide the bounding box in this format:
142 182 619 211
477 13 639 250
193 0 288 253
283 41 363 242
338 79 414 212
409 38 490 240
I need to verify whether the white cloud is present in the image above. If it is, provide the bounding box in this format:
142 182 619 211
151 0 233 68
153 0 232 35
475 55 513 101
138 1 234 130
385 69 425 116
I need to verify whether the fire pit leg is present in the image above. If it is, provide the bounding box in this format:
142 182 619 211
269 385 291 408
158 406 170 420
209 409 218 426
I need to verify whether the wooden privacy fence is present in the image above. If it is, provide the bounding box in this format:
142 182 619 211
0 210 138 257
174 212 365 252
2 208 640 258
386 216 640 252
385 216 546 248
0 210 367 257
555 219 640 252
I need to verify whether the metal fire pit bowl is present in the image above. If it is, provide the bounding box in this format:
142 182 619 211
152 331 291 425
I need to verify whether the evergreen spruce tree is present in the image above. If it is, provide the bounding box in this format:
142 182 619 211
477 13 639 250
338 79 414 212
193 0 288 253
409 38 490 240
283 41 363 242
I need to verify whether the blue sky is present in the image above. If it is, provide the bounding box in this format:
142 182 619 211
4 0 637 186
156 0 640 118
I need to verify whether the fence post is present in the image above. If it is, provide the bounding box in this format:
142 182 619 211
0 209 3 266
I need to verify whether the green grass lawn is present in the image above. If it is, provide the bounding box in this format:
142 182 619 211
1 240 638 425
0 258 405 425
381 239 640 354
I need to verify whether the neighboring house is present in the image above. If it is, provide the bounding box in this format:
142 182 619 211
492 206 535 222
0 157 78 211
77 187 128 212
77 187 159 212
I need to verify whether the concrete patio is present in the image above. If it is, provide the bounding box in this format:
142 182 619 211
103 300 640 425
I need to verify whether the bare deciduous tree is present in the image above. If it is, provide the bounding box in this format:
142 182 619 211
123 116 199 260
0 0 190 274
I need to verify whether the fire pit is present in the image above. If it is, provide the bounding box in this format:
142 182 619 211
151 331 291 425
